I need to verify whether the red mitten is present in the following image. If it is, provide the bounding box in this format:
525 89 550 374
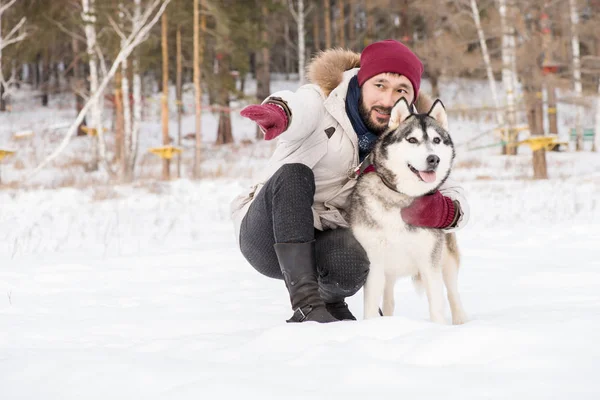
240 103 288 140
401 191 457 229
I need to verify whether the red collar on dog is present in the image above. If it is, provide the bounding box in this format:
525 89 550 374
361 164 376 174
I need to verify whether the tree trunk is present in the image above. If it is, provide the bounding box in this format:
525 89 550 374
41 51 49 107
524 82 548 179
161 11 170 180
257 4 270 101
193 0 205 179
470 0 503 128
348 0 355 50
290 0 306 84
337 0 345 48
594 76 600 153
53 61 60 92
0 12 5 112
324 0 331 49
121 55 133 182
176 24 182 178
72 37 87 136
312 8 320 53
429 71 440 99
257 4 271 139
366 0 374 45
129 0 143 179
34 61 40 89
215 49 233 145
284 10 291 80
499 0 517 155
82 0 103 172
0 84 5 111
569 0 583 151
546 81 558 135
399 0 411 44
114 68 124 163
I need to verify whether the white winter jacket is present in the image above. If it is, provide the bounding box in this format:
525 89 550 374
230 49 470 241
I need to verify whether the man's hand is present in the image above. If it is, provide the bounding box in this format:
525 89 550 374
240 103 288 140
401 190 458 229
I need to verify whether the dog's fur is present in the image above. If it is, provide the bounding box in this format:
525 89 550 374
349 98 468 324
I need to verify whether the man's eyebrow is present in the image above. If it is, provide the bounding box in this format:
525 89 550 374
374 78 412 91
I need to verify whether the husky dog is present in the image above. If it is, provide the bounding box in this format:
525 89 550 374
349 98 467 324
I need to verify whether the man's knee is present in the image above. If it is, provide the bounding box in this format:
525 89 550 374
271 163 315 191
316 230 370 300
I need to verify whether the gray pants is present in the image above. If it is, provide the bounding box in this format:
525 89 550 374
239 163 369 302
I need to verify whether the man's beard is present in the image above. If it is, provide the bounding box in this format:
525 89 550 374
358 98 391 135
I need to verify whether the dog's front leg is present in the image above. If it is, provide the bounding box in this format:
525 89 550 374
381 274 396 316
363 265 385 319
420 265 446 324
442 252 468 325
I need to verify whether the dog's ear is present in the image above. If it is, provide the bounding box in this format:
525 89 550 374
427 99 448 130
388 97 412 131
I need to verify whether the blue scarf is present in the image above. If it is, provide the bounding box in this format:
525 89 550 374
345 76 378 162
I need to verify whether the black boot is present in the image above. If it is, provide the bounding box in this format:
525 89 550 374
274 241 338 323
325 301 356 321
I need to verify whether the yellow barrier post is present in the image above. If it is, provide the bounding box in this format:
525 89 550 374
80 126 108 136
148 146 183 161
507 135 567 152
0 148 16 184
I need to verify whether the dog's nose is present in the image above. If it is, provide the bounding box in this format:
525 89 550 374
426 155 440 169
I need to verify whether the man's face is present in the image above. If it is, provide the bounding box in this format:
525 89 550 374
359 73 415 135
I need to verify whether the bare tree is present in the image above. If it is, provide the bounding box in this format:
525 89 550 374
176 23 182 178
288 0 308 83
0 0 27 112
469 0 503 128
336 0 345 48
113 1 134 181
161 11 170 180
29 0 173 179
595 77 600 152
569 0 583 151
193 0 206 178
112 0 144 181
324 0 331 49
499 0 517 155
130 0 143 179
82 0 103 172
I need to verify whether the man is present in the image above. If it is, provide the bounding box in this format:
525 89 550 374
231 39 469 323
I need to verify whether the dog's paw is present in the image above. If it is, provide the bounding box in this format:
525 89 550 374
452 313 469 325
430 313 447 325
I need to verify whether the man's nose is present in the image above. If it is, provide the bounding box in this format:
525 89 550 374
381 91 397 107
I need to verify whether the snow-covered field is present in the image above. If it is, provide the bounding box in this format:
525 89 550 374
1 77 600 398
1 177 599 399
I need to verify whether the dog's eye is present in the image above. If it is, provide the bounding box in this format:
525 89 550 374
407 138 418 144
433 137 441 144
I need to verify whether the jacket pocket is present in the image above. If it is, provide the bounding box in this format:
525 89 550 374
318 209 350 230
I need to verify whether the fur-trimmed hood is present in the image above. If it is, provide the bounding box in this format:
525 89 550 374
306 48 433 113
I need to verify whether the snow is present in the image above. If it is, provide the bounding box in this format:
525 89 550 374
1 176 599 399
1 76 600 399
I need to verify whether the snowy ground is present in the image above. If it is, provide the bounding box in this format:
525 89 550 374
1 176 599 399
1 76 600 398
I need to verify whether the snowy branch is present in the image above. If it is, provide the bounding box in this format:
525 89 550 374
46 17 86 43
0 0 18 16
95 45 108 79
0 16 26 50
108 15 127 41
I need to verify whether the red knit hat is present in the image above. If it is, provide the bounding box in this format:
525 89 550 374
357 39 424 99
